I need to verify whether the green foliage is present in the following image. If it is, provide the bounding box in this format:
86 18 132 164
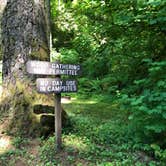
0 148 27 166
151 144 166 162
51 0 166 93
12 136 29 149
0 0 165 164
0 98 164 165
121 59 166 145
39 136 57 165
37 98 164 165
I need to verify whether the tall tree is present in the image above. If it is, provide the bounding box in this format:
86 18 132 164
0 0 7 60
0 0 51 136
2 0 50 83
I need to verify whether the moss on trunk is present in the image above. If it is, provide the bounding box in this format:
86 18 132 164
0 81 69 137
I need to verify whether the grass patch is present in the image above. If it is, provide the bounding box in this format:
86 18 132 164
0 97 164 165
38 98 162 165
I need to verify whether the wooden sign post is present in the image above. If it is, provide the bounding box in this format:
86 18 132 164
26 60 80 151
55 88 62 150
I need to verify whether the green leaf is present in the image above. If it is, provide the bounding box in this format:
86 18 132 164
162 113 166 119
157 81 166 87
149 19 157 25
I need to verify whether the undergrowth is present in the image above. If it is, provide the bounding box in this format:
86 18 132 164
0 98 165 165
38 98 164 165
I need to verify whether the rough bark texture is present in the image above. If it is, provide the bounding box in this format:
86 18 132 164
0 0 69 137
0 0 7 59
2 0 50 83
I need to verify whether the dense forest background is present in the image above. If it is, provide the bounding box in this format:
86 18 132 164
0 0 166 165
50 0 166 145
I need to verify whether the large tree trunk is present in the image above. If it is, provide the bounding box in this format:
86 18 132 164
2 0 50 83
0 0 68 137
0 0 7 60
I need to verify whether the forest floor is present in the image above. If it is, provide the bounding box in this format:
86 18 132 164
0 97 162 166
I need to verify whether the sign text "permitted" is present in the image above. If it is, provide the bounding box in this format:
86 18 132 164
26 60 81 76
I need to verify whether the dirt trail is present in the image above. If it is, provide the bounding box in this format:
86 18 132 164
0 118 14 155
0 117 40 165
27 139 40 156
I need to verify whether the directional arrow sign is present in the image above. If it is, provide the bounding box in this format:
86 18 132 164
36 78 77 94
26 60 81 76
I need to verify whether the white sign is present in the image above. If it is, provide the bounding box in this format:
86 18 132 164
36 78 77 93
26 60 81 76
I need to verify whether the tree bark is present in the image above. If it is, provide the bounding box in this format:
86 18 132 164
0 0 53 137
1 0 50 83
0 0 7 60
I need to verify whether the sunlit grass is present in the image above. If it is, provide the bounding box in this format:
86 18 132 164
63 134 88 151
0 97 161 165
63 97 122 122
70 97 98 104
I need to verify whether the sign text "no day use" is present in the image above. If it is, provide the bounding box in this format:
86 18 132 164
36 78 77 94
26 60 81 76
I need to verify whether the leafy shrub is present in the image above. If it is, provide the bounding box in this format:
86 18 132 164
151 144 166 163
121 59 166 145
39 136 57 164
